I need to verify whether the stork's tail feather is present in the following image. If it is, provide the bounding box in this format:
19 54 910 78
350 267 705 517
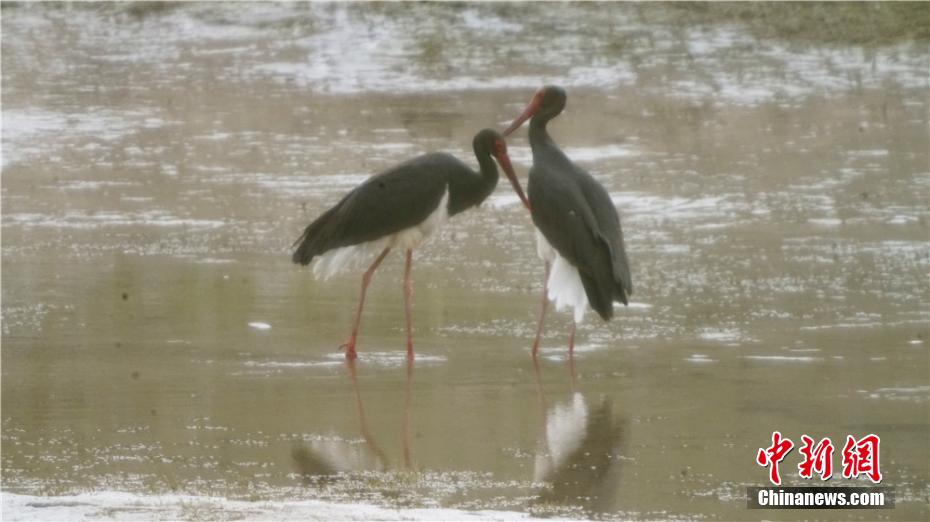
580 271 614 322
615 281 630 306
291 225 317 265
291 205 339 265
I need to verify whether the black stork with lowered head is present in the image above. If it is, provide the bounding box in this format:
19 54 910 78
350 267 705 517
502 86 633 356
292 129 530 361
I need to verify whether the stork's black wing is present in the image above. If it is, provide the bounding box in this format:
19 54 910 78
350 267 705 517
575 167 633 299
292 153 454 265
528 162 632 321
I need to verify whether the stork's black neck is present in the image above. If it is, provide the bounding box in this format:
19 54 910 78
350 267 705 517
528 113 562 162
474 139 500 190
447 141 499 216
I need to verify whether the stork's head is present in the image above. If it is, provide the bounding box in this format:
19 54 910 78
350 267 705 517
474 129 530 213
502 85 567 137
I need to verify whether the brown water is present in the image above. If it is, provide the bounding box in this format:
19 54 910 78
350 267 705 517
2 3 928 520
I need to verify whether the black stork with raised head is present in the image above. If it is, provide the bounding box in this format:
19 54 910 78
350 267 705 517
292 129 530 360
503 86 633 356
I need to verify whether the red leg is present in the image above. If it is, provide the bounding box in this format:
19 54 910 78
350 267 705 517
532 353 546 414
344 247 391 360
402 358 414 469
531 261 551 357
403 249 414 360
567 336 577 393
345 359 388 465
568 321 576 355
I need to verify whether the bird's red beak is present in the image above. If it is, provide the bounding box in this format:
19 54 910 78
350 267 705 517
494 142 531 213
502 89 544 137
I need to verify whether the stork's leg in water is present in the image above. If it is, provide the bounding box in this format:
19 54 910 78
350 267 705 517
568 321 576 354
531 261 552 357
564 320 578 390
343 247 391 360
402 359 414 468
403 248 414 360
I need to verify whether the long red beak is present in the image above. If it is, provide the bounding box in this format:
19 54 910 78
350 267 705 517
495 149 531 213
502 93 542 137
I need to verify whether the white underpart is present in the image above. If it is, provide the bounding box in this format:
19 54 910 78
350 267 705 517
313 187 450 280
535 228 587 324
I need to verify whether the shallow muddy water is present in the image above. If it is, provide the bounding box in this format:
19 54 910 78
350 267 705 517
2 3 928 520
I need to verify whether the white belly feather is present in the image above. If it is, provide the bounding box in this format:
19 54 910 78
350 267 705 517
313 187 450 280
535 228 588 323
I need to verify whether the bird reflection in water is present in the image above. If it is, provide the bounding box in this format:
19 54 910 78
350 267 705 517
292 359 414 480
292 356 625 516
531 356 628 515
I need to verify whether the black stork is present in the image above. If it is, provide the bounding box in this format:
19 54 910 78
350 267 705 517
292 129 530 360
502 86 633 356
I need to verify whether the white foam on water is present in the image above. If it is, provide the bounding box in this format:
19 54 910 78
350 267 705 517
195 257 236 264
2 107 169 167
484 190 761 230
46 180 139 191
698 328 745 343
808 218 843 227
460 9 522 33
800 318 929 331
560 144 639 163
323 351 447 367
685 354 716 364
538 343 605 356
243 360 342 369
485 193 527 210
693 222 732 231
653 244 691 255
1 491 549 521
242 2 925 101
3 211 227 230
244 3 641 94
369 142 416 151
743 355 823 363
673 28 928 105
253 63 636 95
504 144 639 167
610 192 753 223
846 149 890 157
5 3 926 108
857 386 930 403
886 214 919 225
0 303 55 335
859 240 929 255
538 343 606 362
205 172 371 198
